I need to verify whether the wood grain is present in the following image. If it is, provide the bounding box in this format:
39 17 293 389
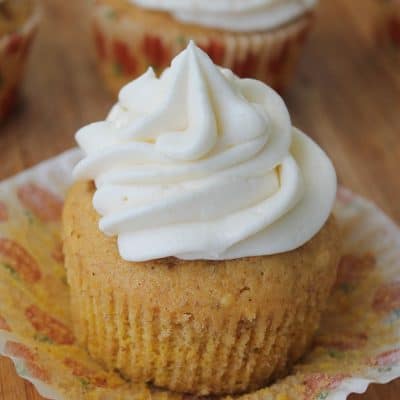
0 0 399 399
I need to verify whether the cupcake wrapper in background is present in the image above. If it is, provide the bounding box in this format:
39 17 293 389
376 0 400 47
0 150 400 399
91 1 313 96
0 2 40 121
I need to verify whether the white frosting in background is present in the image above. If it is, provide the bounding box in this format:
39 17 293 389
73 42 336 262
131 0 317 31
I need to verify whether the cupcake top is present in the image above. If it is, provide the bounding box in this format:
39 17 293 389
130 0 317 32
0 0 33 37
74 42 336 262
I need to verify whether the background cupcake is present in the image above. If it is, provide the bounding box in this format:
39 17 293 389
91 0 317 96
0 0 40 121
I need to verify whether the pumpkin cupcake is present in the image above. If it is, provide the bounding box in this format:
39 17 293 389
0 0 40 121
91 0 317 95
64 43 339 396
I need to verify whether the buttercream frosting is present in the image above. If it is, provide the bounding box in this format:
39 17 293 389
73 42 336 262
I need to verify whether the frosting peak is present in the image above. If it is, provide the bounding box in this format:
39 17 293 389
74 43 336 262
116 42 267 161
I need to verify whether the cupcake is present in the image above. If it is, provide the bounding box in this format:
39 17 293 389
0 0 40 121
63 43 339 396
91 0 317 96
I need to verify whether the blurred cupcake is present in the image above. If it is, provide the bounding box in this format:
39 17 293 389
91 0 317 95
0 0 40 121
376 0 400 47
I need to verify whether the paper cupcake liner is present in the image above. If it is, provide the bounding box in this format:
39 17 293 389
91 1 313 96
0 149 400 399
0 1 40 121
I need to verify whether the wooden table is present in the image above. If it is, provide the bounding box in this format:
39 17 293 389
0 0 399 399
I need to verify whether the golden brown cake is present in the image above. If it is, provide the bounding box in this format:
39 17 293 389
91 0 314 95
63 181 339 395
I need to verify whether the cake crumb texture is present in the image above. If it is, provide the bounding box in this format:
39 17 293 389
63 181 340 395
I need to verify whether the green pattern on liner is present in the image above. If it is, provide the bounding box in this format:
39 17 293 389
328 350 345 359
23 210 34 224
112 62 123 76
105 7 117 20
1 263 18 278
34 333 53 344
79 378 90 390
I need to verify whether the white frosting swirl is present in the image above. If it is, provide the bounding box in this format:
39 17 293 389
73 42 336 262
131 0 317 31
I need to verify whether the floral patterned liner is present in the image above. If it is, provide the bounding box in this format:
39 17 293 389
0 333 63 399
0 149 399 400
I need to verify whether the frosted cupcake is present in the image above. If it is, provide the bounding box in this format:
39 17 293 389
0 0 40 121
91 0 317 95
63 43 339 396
